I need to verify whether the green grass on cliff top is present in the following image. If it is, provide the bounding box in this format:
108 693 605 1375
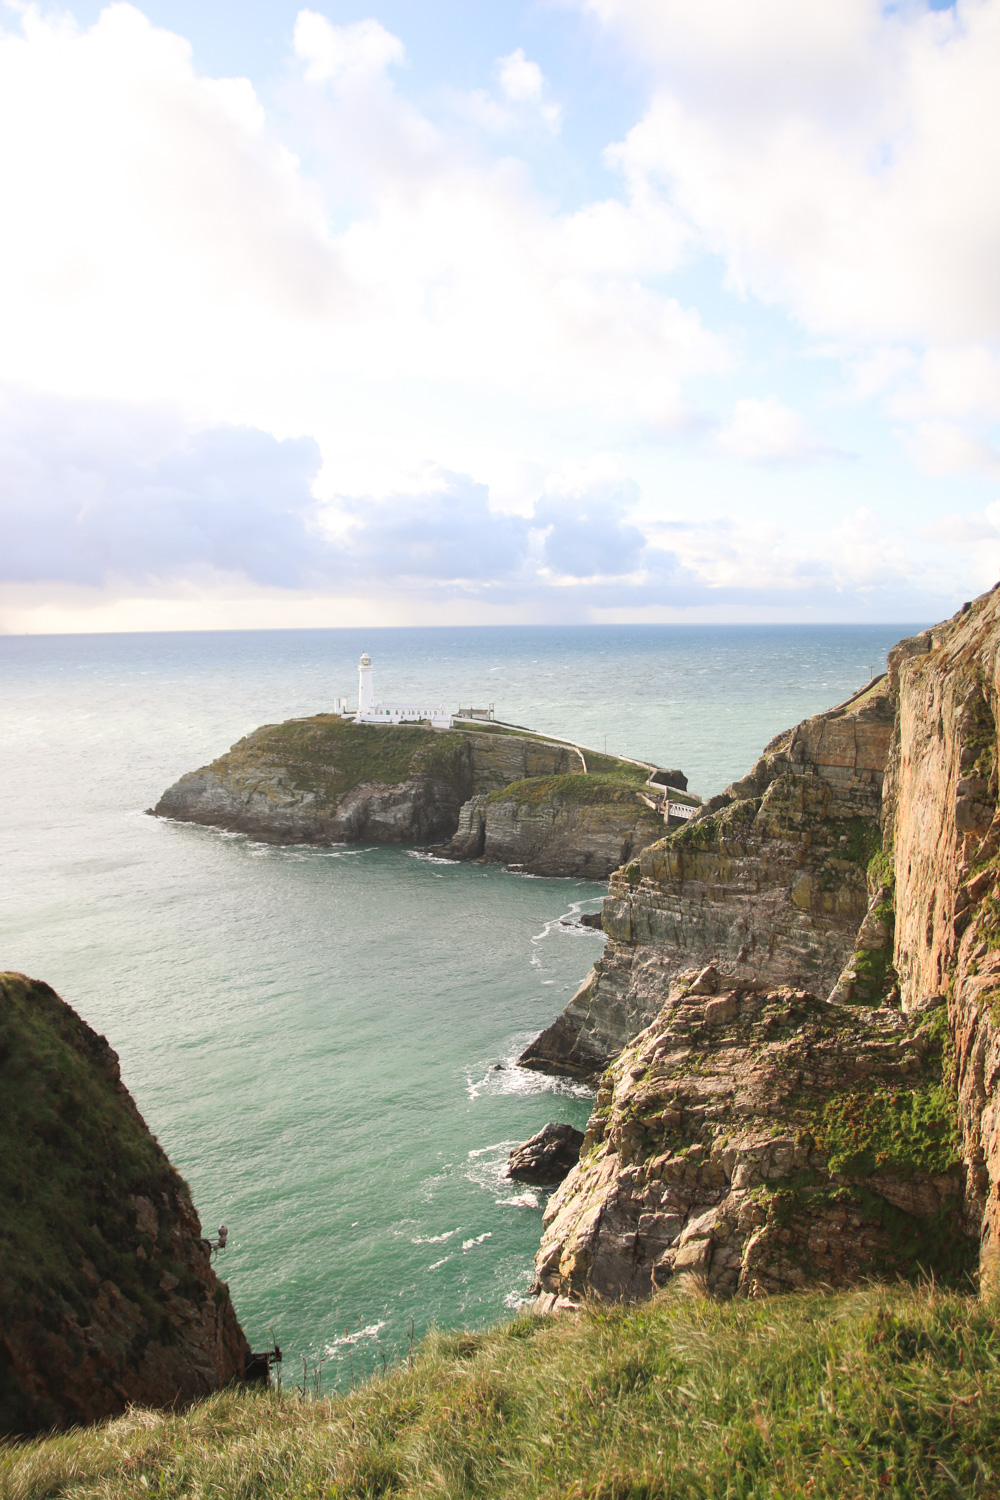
218 717 477 802
5 1281 1000 1500
485 773 662 811
212 718 652 806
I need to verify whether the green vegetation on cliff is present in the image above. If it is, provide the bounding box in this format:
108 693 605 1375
0 975 189 1332
0 974 248 1438
5 1283 1000 1499
219 716 477 805
485 773 659 811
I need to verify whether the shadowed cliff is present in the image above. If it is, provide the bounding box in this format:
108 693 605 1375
0 973 249 1437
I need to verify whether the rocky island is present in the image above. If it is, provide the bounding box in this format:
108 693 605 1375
524 586 1000 1311
152 715 695 880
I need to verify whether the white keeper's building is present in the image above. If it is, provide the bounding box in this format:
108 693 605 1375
353 654 452 729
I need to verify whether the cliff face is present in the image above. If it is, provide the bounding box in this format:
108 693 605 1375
0 974 249 1437
521 679 894 1079
446 775 668 879
528 585 1000 1305
880 592 1000 1265
534 973 972 1309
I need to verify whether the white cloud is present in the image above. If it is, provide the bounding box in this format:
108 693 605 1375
2 1 997 628
293 12 404 85
715 397 825 464
584 0 1000 347
906 421 1000 478
892 346 1000 423
656 505 910 596
498 48 543 104
497 47 561 130
0 2 724 467
1 385 929 622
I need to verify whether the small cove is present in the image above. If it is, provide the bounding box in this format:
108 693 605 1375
0 622 919 1384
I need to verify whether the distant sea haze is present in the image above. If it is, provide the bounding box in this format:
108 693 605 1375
0 623 922 1385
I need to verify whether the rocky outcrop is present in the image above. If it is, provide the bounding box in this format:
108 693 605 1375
154 716 685 878
521 677 895 1079
445 776 668 879
533 973 973 1308
157 719 612 843
527 584 1000 1306
0 973 250 1437
155 718 501 844
507 1124 585 1185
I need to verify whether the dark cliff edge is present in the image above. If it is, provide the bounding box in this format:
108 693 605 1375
525 584 1000 1307
0 973 249 1437
152 717 692 879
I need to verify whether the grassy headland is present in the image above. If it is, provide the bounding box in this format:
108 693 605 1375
4 1282 998 1499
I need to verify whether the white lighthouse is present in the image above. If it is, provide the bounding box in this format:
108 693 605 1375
352 654 452 728
358 653 376 716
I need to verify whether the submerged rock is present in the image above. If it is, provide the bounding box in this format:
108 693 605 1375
0 973 250 1437
507 1123 585 1185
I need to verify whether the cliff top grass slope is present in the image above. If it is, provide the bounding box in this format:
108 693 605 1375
0 974 248 1438
4 1282 1000 1500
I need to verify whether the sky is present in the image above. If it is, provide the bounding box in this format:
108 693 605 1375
2 0 1000 632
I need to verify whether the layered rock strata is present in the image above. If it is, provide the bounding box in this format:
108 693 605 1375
446 776 667 879
155 718 580 845
529 585 1000 1305
521 677 895 1079
534 970 972 1308
879 590 1000 1265
0 973 249 1437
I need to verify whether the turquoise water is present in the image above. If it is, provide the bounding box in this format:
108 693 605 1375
0 623 920 1384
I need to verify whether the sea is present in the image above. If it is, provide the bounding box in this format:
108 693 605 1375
0 623 921 1387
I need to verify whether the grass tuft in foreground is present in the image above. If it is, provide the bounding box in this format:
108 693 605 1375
4 1281 1000 1499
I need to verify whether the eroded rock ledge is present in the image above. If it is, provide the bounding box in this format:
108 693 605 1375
521 676 895 1079
534 973 972 1308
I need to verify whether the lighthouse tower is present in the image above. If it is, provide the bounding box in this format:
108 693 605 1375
358 653 376 716
352 652 452 727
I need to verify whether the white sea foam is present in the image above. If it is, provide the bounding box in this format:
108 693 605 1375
324 1320 387 1351
465 1049 594 1102
411 1228 461 1245
462 1232 492 1249
503 1270 536 1310
467 1140 516 1160
427 1256 452 1271
503 1191 540 1210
